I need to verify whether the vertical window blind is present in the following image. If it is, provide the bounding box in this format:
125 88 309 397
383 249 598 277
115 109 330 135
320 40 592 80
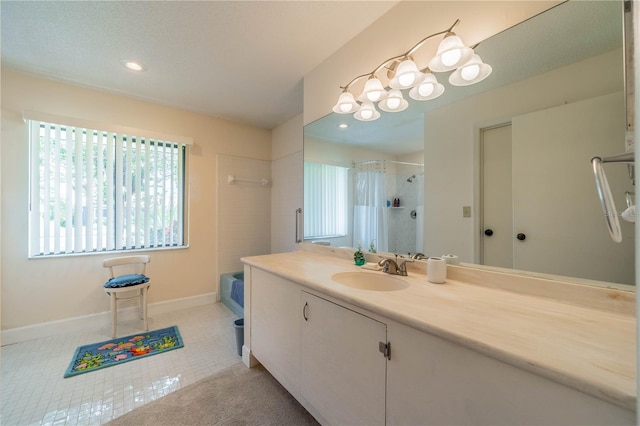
303 162 349 238
29 120 188 256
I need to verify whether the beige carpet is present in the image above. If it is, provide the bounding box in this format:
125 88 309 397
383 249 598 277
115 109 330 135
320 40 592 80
107 363 319 426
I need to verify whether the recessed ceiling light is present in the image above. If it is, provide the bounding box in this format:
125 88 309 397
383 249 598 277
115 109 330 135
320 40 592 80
120 59 147 72
339 123 348 129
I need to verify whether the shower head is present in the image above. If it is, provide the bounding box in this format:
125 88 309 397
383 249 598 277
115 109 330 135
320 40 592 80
407 174 416 183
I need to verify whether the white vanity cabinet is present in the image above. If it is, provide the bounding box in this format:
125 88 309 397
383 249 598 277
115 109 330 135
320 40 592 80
246 265 635 426
249 266 387 425
301 292 386 425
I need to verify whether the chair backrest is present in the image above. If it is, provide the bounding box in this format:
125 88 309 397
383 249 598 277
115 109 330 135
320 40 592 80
103 255 151 278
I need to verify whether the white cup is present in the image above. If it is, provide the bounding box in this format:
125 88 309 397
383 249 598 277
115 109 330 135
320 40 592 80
427 257 447 284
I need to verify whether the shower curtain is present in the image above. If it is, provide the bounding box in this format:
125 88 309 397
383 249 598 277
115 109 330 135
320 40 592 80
353 168 389 252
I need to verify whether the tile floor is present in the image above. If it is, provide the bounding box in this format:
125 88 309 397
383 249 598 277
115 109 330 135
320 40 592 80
1 302 242 425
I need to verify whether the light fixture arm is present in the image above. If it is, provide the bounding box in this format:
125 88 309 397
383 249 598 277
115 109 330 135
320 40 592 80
341 72 374 91
405 19 460 57
340 19 461 91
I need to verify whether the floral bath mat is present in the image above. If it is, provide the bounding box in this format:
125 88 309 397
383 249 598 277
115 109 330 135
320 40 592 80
64 326 183 378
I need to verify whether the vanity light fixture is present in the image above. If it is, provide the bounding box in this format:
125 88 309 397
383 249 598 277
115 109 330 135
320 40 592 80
409 71 445 101
428 33 474 72
379 89 409 112
332 90 360 114
354 101 380 121
448 54 492 86
332 19 491 122
389 58 425 89
358 76 387 103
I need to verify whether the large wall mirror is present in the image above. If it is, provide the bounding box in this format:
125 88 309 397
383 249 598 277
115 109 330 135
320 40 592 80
303 1 635 286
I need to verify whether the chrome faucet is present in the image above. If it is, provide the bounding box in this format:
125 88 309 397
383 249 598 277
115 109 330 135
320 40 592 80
411 252 428 260
378 256 413 276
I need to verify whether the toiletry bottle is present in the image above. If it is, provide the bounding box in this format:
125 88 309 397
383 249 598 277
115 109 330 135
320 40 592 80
354 242 365 266
369 240 376 253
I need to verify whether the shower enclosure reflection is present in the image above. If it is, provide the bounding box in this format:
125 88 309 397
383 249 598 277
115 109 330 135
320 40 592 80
303 136 424 255
352 160 424 254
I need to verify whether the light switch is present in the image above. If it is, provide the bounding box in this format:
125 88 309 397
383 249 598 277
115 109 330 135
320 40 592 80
463 206 471 218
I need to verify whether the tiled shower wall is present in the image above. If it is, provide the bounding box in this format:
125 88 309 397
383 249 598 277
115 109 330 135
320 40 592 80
388 174 419 255
217 154 272 276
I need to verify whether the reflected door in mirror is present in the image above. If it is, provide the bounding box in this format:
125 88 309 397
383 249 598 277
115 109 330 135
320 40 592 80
512 92 633 284
481 124 513 269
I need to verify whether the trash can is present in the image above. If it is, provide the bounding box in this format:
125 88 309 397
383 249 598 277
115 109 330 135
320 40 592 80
233 318 244 356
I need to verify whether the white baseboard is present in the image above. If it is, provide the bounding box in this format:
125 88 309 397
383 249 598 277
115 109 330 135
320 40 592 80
1 292 217 346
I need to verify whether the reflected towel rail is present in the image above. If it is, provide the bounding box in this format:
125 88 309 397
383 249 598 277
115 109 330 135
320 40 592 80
597 152 634 164
227 175 270 186
590 152 634 243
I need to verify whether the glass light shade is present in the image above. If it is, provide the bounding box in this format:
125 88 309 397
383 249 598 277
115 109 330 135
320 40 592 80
409 72 444 101
358 77 387 103
449 54 492 86
332 91 359 114
389 59 425 89
428 33 474 72
354 102 381 121
379 89 409 112
461 64 480 81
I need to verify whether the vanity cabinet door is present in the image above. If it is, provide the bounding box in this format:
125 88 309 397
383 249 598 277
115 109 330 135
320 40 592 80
250 268 301 396
300 291 387 426
386 322 635 426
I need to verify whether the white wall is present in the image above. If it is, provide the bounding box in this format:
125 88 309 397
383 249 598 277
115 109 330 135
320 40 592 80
423 49 623 262
1 68 271 331
271 114 303 254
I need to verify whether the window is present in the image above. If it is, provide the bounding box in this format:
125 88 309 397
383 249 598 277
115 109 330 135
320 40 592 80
29 119 189 256
304 162 349 238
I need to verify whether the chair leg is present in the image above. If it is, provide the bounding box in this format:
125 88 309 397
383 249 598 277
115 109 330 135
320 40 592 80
110 292 117 338
142 287 149 331
139 289 144 320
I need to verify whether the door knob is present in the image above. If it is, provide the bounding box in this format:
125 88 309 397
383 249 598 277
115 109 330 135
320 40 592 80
516 233 526 241
484 229 494 236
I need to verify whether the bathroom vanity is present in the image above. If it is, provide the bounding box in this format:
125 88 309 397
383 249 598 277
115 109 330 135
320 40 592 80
241 247 635 425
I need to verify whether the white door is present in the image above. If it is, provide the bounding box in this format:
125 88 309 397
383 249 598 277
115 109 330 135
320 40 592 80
301 292 387 426
481 124 513 268
512 92 633 283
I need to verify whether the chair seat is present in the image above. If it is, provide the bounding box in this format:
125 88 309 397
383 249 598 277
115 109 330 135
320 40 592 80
104 273 150 289
103 281 151 295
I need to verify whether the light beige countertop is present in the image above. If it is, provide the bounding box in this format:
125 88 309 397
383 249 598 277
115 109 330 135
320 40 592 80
242 250 636 411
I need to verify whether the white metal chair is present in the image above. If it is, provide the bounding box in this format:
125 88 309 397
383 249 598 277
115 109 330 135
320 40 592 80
103 255 151 338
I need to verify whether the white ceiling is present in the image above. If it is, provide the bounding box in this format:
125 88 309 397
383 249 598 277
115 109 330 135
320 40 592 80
1 1 398 129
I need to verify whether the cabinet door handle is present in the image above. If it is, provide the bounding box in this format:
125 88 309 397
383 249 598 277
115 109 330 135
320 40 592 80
379 341 391 360
303 301 309 321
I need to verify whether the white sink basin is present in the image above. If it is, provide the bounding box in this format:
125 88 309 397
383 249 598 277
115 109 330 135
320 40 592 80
331 272 409 292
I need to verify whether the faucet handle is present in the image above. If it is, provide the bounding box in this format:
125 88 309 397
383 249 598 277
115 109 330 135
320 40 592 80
377 257 399 274
377 256 412 276
396 257 413 273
